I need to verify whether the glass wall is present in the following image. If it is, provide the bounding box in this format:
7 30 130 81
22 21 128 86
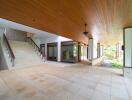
61 41 78 63
47 43 57 61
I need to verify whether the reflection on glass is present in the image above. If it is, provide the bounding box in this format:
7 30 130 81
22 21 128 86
62 44 78 63
49 47 53 57
54 47 57 57
47 43 57 61
74 46 77 57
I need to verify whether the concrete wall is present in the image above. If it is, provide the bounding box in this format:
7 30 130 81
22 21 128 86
0 28 8 69
0 37 8 70
5 28 27 41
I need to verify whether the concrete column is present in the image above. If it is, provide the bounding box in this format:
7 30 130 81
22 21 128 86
84 45 88 60
124 28 132 78
57 41 61 62
97 43 100 58
45 43 47 60
100 45 104 56
87 45 88 59
88 39 93 60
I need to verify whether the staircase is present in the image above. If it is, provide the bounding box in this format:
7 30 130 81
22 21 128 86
9 40 44 69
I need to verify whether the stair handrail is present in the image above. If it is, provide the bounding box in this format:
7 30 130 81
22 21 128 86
27 37 40 52
3 34 15 66
27 37 46 61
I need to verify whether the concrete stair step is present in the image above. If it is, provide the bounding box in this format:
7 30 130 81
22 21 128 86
9 40 44 68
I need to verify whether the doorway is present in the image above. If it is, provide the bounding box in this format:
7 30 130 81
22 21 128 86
47 43 57 61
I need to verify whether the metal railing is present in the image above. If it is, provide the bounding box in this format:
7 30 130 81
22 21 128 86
27 37 45 61
28 37 40 51
3 34 15 66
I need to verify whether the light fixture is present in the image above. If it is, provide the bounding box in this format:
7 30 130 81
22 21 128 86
83 24 88 36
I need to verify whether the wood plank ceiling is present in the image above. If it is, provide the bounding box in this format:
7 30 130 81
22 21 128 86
0 0 132 44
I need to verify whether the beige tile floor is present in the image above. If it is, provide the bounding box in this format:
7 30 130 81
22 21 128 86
0 63 132 100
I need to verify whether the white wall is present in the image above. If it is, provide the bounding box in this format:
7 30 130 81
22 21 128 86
5 27 27 41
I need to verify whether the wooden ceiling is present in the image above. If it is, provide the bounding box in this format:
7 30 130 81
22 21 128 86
0 0 132 44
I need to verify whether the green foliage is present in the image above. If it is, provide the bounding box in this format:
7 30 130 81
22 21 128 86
104 45 116 60
110 59 123 69
104 45 123 69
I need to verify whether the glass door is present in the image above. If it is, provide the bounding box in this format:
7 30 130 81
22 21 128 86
53 46 57 60
49 46 53 59
47 43 57 61
61 41 78 63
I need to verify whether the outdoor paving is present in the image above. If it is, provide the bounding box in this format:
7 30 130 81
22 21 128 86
0 63 131 100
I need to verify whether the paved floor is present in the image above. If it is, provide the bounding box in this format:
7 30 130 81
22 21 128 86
0 63 131 100
102 59 112 67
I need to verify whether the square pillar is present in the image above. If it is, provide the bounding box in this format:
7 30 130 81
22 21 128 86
100 45 104 56
123 28 132 78
97 43 100 58
57 41 61 62
88 39 93 60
